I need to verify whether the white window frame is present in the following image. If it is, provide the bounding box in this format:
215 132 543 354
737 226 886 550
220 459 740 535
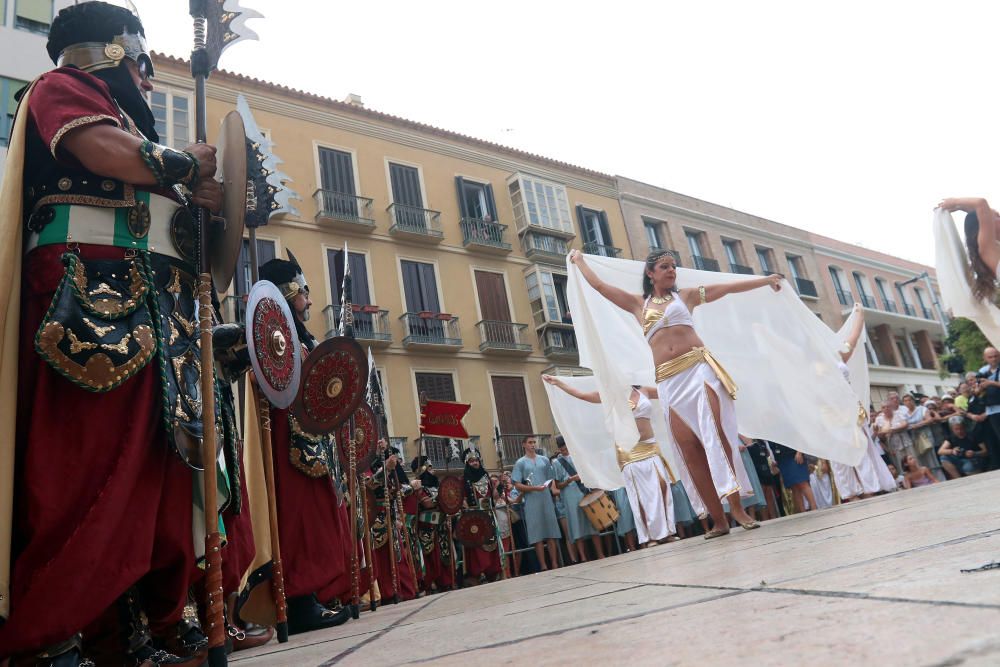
507 173 572 235
150 87 193 150
643 219 663 250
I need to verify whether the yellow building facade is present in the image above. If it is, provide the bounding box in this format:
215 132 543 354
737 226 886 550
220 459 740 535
153 55 628 470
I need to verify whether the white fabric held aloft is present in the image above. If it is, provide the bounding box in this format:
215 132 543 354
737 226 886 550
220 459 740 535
933 208 1000 347
566 254 864 468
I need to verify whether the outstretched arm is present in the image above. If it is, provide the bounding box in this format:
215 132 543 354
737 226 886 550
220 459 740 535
569 250 643 319
542 375 601 403
683 273 782 310
840 303 865 363
939 197 1000 269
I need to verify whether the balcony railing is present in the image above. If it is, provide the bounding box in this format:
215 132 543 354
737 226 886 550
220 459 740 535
323 304 392 344
920 306 934 320
387 203 443 239
313 189 375 228
460 217 511 252
859 294 878 309
522 232 569 264
541 325 578 359
881 298 898 313
496 434 552 466
415 435 480 469
795 277 818 298
399 312 461 348
834 288 853 307
730 263 755 275
902 303 917 317
692 256 720 272
582 242 622 258
476 320 532 354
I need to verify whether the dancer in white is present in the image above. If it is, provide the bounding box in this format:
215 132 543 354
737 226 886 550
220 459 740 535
543 376 678 545
571 249 779 538
831 305 897 499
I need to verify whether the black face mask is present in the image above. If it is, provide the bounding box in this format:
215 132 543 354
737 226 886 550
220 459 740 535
90 64 159 143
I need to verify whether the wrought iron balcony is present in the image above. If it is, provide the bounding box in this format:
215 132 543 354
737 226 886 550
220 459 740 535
834 288 853 307
540 324 578 360
323 304 392 345
460 217 511 253
496 434 552 465
222 295 246 326
902 303 917 317
881 298 898 313
522 231 569 264
476 320 532 354
692 256 720 272
399 312 461 349
795 277 818 298
313 189 375 230
921 306 934 320
582 242 622 258
730 263 755 275
859 294 878 309
387 203 443 241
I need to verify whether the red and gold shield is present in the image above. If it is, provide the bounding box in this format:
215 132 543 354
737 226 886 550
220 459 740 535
291 336 366 434
455 510 495 548
246 280 301 409
437 475 465 516
337 402 377 474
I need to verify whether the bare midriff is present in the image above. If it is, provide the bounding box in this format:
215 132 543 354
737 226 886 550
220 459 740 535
635 417 655 442
646 322 704 367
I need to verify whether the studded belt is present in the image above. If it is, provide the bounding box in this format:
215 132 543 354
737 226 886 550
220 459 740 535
25 192 195 263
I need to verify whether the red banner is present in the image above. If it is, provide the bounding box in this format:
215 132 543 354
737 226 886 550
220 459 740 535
420 400 471 439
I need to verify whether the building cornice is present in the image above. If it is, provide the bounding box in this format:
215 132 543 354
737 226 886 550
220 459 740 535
153 68 619 200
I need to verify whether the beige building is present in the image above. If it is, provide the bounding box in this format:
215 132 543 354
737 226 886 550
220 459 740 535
152 55 631 470
616 176 954 407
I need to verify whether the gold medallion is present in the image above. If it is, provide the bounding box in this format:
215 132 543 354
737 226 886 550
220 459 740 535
104 44 126 61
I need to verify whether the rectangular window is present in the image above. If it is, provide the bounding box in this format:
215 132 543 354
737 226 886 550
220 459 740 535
399 260 439 313
455 176 497 221
492 376 533 435
756 247 774 273
786 256 805 280
150 90 192 150
507 174 573 235
327 249 371 307
1 76 27 148
232 238 276 322
644 220 663 250
685 231 705 258
895 335 917 369
723 240 740 267
415 372 457 402
318 147 356 196
829 267 852 305
15 0 51 33
577 206 612 248
525 267 569 326
875 278 896 312
474 270 512 322
389 162 428 230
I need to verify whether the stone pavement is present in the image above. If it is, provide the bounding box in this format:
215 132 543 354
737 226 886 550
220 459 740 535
233 471 1000 666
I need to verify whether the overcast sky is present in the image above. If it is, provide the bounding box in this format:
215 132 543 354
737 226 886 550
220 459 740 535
133 0 1000 266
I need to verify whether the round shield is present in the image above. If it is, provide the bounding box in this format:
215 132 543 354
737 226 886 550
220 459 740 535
291 336 367 433
245 280 301 409
437 475 465 516
211 110 247 290
455 510 495 548
337 402 377 474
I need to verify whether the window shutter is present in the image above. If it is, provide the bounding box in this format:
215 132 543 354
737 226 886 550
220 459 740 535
416 373 456 401
598 211 612 247
575 204 590 242
390 163 422 207
455 176 469 218
491 377 533 434
485 184 498 220
319 148 356 195
475 270 511 322
349 253 370 304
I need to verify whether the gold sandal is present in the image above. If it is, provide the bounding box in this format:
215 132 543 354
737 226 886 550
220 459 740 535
703 526 730 539
739 520 760 530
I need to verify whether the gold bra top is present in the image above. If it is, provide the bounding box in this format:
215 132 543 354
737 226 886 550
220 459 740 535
642 308 664 335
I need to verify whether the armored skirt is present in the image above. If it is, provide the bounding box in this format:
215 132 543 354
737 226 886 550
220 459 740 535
655 349 754 501
618 444 676 544
0 245 197 656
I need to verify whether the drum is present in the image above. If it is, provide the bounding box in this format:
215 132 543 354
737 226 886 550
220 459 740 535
455 510 496 548
579 490 619 532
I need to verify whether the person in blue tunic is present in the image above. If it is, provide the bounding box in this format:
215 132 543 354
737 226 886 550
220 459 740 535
511 435 563 571
553 437 605 561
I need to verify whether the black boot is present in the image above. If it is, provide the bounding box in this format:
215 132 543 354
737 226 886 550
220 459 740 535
32 635 94 667
286 594 351 635
118 588 201 667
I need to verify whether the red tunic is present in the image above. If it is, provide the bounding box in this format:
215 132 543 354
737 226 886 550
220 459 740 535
269 406 352 603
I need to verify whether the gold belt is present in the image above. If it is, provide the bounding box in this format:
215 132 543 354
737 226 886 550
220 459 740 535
615 442 677 483
654 346 738 399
